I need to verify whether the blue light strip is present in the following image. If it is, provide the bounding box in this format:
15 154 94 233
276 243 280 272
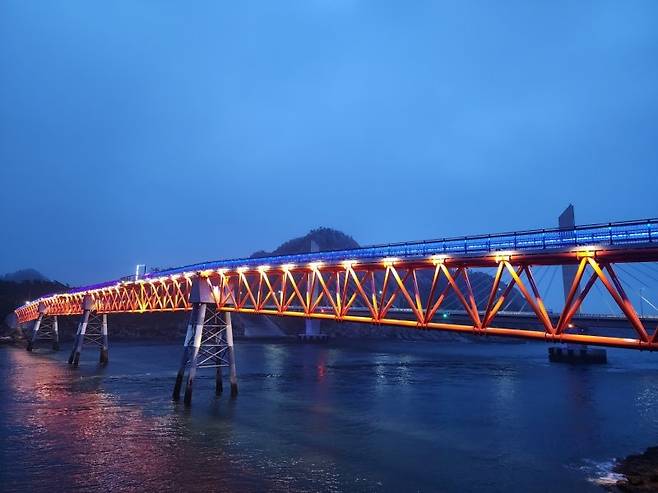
64 218 656 295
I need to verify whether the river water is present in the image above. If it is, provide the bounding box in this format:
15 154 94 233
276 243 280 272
1 338 658 492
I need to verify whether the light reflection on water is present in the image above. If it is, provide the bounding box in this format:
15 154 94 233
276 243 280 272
2 339 658 492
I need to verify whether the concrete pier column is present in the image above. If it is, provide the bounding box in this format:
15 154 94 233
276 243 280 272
225 312 238 397
27 314 44 352
52 316 60 351
99 314 109 365
183 303 207 406
172 306 196 401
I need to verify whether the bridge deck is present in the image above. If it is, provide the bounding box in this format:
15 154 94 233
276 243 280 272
13 218 658 351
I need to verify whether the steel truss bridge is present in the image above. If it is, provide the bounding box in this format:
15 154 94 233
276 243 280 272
15 217 658 347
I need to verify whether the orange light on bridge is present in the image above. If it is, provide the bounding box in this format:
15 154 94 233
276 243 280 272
431 254 448 265
494 251 514 262
574 246 597 258
13 223 658 354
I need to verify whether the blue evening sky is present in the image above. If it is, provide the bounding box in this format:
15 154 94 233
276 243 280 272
1 1 657 285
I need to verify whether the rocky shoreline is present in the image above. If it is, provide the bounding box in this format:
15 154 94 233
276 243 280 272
609 447 658 492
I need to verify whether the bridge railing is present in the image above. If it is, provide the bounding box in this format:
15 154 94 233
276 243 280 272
137 218 657 281
19 218 658 305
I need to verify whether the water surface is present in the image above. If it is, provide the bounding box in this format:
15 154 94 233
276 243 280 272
2 338 658 492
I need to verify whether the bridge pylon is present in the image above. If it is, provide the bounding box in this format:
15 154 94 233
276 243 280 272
298 240 327 342
26 302 59 352
173 277 238 406
67 295 109 367
549 205 607 364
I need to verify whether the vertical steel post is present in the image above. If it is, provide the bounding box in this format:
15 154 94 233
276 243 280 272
100 314 109 365
70 294 94 368
215 325 224 396
183 303 207 406
68 322 82 364
225 312 238 397
71 309 91 367
172 306 196 401
52 316 59 351
215 365 224 395
26 314 43 352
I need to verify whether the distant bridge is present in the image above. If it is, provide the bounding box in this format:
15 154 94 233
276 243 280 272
12 217 658 404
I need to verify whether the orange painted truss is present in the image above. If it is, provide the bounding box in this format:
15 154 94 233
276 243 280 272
14 249 658 351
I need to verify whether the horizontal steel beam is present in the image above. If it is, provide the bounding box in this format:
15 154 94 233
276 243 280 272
14 252 658 351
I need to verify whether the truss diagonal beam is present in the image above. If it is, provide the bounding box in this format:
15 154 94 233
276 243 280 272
15 248 658 351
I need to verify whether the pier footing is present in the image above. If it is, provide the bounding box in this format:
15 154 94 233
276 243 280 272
548 346 607 364
297 333 330 343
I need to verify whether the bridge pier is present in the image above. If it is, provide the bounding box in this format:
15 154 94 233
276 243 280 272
68 321 81 364
69 307 91 367
298 240 329 342
208 312 237 397
226 312 238 397
26 303 59 351
100 314 109 365
52 316 60 350
550 205 607 364
183 302 207 405
26 313 43 352
215 359 224 395
173 277 238 406
68 295 109 367
173 306 196 401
